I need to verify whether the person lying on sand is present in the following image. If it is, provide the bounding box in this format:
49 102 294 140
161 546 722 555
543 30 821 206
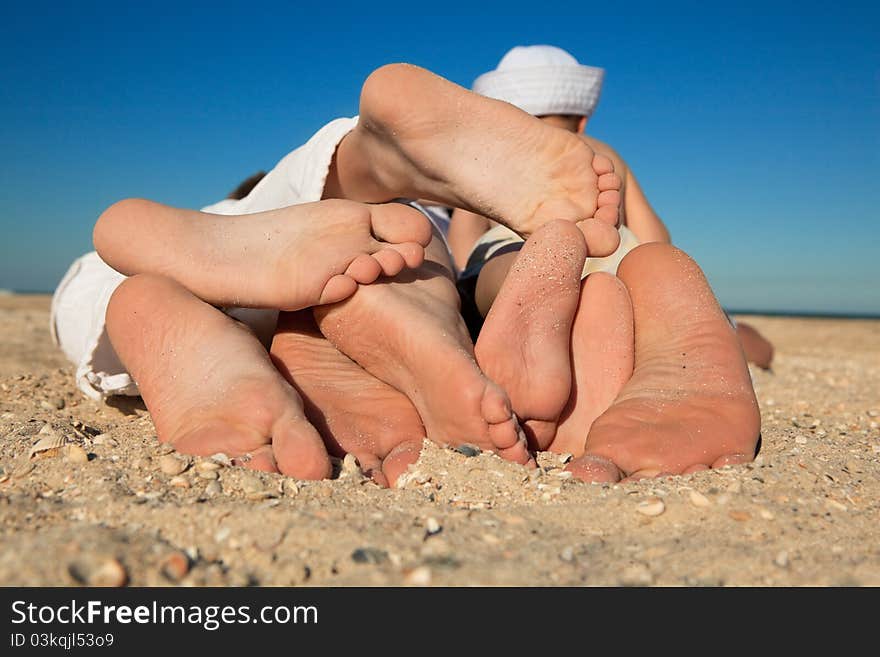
51 63 621 483
451 45 774 370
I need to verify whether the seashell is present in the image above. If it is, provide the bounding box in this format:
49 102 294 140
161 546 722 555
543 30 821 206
195 460 221 473
403 566 432 586
636 497 666 516
283 479 300 496
341 453 362 477
425 517 442 535
63 445 90 464
169 476 190 488
209 452 233 467
29 430 66 458
159 454 188 476
198 470 219 480
688 490 711 508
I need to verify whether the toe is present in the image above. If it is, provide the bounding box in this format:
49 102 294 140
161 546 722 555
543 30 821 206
497 437 532 465
591 153 615 176
566 454 622 483
371 249 407 277
383 242 426 269
381 439 424 488
711 453 754 469
479 381 513 425
598 172 621 192
318 274 358 305
487 415 522 451
597 190 621 208
369 203 434 247
271 416 333 480
234 445 280 473
577 219 620 257
344 254 383 284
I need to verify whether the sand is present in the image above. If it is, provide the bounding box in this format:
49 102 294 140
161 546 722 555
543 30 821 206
1 294 878 586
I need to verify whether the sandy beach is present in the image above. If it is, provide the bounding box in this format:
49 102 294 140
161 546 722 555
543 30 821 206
1 293 877 586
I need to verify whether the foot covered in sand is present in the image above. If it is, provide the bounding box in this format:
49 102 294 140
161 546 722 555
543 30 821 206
565 243 761 482
314 258 532 465
105 274 332 479
270 310 427 487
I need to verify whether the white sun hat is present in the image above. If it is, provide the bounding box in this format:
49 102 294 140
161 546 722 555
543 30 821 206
472 45 604 117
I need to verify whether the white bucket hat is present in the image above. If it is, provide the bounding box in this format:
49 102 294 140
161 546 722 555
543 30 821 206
472 45 604 118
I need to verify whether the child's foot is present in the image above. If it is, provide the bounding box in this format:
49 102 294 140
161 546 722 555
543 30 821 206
549 272 635 456
331 64 622 254
94 198 433 310
313 261 531 465
105 274 332 479
474 220 587 450
270 310 426 487
735 321 775 369
565 244 761 482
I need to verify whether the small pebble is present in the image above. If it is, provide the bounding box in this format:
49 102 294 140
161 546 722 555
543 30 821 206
636 497 665 517
204 480 222 496
351 547 389 565
160 552 190 582
169 476 190 488
195 461 221 473
758 508 775 520
404 566 432 586
455 444 481 458
774 551 789 568
425 517 442 536
209 452 233 467
825 499 847 512
159 454 188 476
729 511 751 522
69 557 128 587
559 547 575 562
198 470 219 480
283 479 300 496
689 490 711 508
341 453 362 477
795 435 808 445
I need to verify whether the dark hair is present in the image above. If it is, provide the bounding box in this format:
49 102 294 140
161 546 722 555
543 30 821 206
227 171 267 200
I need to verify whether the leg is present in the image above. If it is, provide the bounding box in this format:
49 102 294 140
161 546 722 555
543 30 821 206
94 198 433 310
105 274 332 479
566 243 761 482
475 221 588 450
270 310 426 487
313 231 532 464
324 64 622 255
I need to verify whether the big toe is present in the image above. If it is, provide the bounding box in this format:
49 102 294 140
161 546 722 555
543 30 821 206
382 439 425 488
369 203 434 247
271 416 333 480
566 454 623 483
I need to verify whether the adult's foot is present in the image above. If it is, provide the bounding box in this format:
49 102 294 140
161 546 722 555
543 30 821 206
327 64 622 255
105 274 332 479
94 198 433 310
270 310 426 487
313 251 531 465
566 243 761 483
475 220 587 450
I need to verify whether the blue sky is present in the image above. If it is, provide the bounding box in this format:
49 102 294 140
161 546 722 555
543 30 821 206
1 0 877 315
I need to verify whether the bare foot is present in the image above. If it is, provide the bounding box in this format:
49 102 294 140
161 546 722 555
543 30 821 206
313 251 531 465
328 64 622 255
566 243 761 483
270 310 426 487
94 198 433 310
105 274 332 479
549 272 635 456
475 220 587 450
735 321 774 370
